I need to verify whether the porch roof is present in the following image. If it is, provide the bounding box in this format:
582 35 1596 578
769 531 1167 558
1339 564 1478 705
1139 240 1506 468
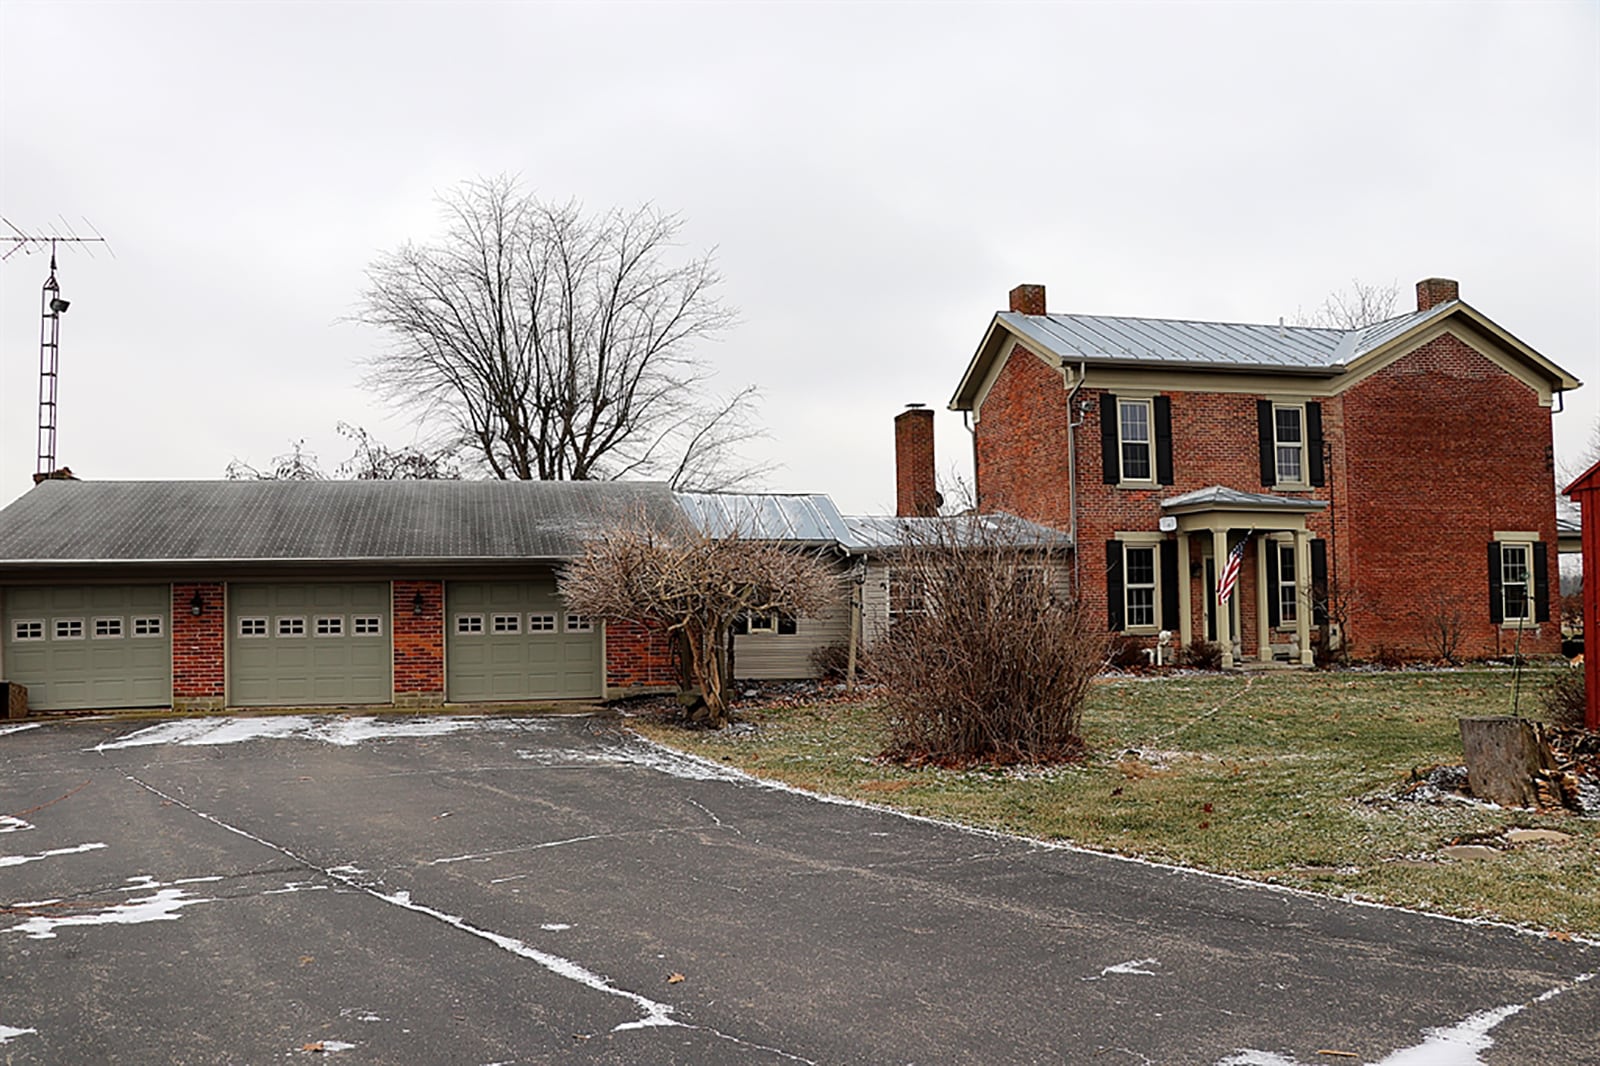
1160 485 1329 515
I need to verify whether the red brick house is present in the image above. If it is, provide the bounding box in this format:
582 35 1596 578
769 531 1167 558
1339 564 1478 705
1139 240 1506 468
950 279 1581 666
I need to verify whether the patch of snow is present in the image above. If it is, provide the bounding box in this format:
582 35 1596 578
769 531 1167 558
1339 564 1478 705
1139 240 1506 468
6 886 213 940
263 881 331 895
369 887 676 1032
516 742 747 783
339 1008 383 1023
0 722 42 737
431 833 607 865
541 923 571 931
0 1023 38 1045
96 715 545 751
0 841 107 868
0 815 34 834
1216 1053 1299 1066
319 1040 356 1052
120 874 223 892
1083 957 1160 981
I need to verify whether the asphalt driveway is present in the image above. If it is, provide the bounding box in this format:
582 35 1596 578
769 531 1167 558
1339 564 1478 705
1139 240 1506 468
2 713 1596 1065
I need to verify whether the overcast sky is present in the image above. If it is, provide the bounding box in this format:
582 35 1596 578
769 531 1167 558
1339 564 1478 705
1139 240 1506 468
2 1 1596 514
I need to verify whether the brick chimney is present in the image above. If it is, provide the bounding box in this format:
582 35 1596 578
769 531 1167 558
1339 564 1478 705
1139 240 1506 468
1009 283 1046 316
1416 277 1459 312
895 405 939 517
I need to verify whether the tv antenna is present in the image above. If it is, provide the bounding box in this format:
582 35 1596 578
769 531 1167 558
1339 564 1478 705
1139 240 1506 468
3 218 112 478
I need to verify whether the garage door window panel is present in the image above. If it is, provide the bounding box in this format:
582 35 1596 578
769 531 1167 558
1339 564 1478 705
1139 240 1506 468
315 616 344 637
492 614 521 633
353 616 382 636
13 619 45 641
55 619 85 640
93 617 124 639
457 614 484 634
239 617 268 637
565 614 593 632
277 617 306 637
133 617 163 637
528 613 556 632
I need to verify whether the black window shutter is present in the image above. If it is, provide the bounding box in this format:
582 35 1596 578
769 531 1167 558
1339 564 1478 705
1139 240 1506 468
1533 542 1550 623
1306 403 1325 487
1160 539 1179 629
1106 540 1125 631
1100 394 1120 484
1257 400 1276 486
1488 542 1504 624
1205 561 1217 641
1265 544 1281 629
1310 539 1328 626
1154 396 1174 485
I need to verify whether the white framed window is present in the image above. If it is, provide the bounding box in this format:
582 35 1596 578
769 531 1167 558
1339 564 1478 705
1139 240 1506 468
492 613 521 634
1124 545 1157 629
1118 399 1153 483
887 567 928 628
277 616 306 637
132 616 163 638
1277 543 1298 626
315 616 344 637
239 617 268 638
12 619 44 642
456 614 484 635
353 616 382 636
93 617 125 639
54 618 85 640
565 613 593 633
1499 542 1534 624
1273 404 1306 485
528 613 557 632
746 611 779 634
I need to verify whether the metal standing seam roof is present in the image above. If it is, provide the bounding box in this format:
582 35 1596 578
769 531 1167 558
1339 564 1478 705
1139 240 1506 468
839 513 1070 552
0 479 684 565
995 303 1455 373
673 492 853 545
1159 486 1329 512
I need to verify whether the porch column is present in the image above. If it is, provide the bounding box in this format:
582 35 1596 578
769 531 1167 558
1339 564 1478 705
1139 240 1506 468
1295 529 1314 666
1213 527 1233 668
1176 533 1193 649
1255 535 1271 662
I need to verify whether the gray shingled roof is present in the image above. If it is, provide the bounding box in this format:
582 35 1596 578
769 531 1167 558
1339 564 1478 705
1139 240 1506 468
996 303 1453 373
674 492 852 545
0 479 682 565
840 513 1069 552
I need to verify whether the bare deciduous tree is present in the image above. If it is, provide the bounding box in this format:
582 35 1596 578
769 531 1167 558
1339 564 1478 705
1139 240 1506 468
559 520 840 727
225 440 325 481
357 176 767 491
225 425 459 481
1293 279 1401 330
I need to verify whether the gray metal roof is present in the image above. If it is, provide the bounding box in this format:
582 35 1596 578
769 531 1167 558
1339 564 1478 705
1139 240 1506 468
0 479 683 566
674 492 852 545
839 513 1070 553
1160 486 1329 512
996 303 1452 373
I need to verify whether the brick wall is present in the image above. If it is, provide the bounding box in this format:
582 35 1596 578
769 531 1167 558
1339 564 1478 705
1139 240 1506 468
1342 333 1558 658
392 579 445 706
894 407 940 517
605 618 678 695
172 582 225 712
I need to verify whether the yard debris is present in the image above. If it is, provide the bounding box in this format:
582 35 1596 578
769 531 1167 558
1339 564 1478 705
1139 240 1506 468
1395 726 1599 817
666 972 685 984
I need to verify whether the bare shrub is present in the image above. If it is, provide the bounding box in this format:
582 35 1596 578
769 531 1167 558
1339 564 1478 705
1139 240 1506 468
870 517 1104 767
561 517 841 727
1540 670 1587 731
1183 639 1223 671
808 642 854 681
1105 638 1147 672
1368 644 1406 670
1424 590 1467 664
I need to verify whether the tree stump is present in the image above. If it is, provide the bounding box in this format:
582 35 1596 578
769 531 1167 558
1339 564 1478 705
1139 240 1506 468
1459 716 1558 808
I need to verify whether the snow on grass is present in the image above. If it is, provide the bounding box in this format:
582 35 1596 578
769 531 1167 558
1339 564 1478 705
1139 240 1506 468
6 886 213 940
0 841 107 868
515 742 746 783
0 815 34 834
0 723 42 737
97 715 548 751
0 1023 37 1045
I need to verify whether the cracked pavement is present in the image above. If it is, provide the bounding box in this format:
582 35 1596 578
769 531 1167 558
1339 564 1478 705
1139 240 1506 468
2 714 1597 1064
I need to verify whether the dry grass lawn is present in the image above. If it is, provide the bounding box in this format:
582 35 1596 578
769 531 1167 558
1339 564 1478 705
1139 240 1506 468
630 668 1600 938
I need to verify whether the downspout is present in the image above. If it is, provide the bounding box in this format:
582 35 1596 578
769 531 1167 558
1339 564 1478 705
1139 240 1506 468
1065 361 1088 595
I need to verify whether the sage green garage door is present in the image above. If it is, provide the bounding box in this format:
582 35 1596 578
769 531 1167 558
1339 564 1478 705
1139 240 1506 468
2 585 171 711
228 583 391 707
446 579 601 701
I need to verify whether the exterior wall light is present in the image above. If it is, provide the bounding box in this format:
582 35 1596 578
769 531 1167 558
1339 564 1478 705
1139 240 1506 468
189 591 205 616
412 590 426 616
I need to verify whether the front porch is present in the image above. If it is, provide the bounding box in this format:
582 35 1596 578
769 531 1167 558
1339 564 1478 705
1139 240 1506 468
1161 486 1329 669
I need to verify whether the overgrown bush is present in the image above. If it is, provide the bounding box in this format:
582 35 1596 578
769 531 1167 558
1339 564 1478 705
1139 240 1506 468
1541 670 1587 730
870 517 1105 767
808 642 855 681
1105 638 1148 671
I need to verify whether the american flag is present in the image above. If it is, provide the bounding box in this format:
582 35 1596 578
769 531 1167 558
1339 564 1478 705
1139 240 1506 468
1217 536 1248 604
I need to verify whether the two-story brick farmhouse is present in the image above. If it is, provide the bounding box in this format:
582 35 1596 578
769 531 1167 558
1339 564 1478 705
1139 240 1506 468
950 279 1582 666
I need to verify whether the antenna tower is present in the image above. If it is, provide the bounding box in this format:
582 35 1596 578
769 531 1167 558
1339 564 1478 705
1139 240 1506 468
3 218 110 477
